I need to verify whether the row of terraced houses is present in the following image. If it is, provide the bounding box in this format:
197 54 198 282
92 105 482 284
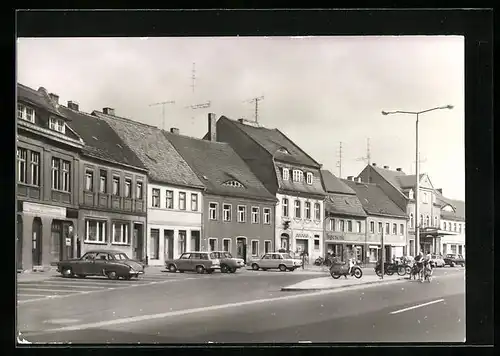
16 83 466 271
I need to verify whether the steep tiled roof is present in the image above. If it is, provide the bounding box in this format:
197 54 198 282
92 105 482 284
275 165 326 197
325 194 367 218
371 165 424 191
320 170 356 195
343 179 407 218
165 132 277 202
437 194 465 221
59 106 145 170
17 83 64 117
92 111 204 188
217 117 322 168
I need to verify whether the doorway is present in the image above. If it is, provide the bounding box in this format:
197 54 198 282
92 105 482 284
32 217 42 266
133 224 144 261
236 237 247 263
295 239 308 255
50 220 63 265
17 215 23 270
164 230 174 260
280 233 290 251
190 230 200 251
63 222 75 260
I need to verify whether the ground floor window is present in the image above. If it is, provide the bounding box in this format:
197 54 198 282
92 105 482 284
443 243 447 254
150 229 159 259
222 239 230 252
209 238 217 252
264 240 271 253
314 236 320 250
251 240 259 256
369 247 379 262
178 230 186 255
458 245 463 255
112 222 130 245
354 246 363 263
409 240 415 257
326 243 343 260
451 244 457 254
85 219 107 243
50 220 62 263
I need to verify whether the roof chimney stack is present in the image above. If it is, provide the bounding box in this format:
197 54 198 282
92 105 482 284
170 128 179 135
49 93 59 105
208 113 217 141
396 167 402 172
372 163 377 167
383 165 389 169
103 107 115 116
347 175 354 181
67 101 79 111
238 118 245 124
437 188 443 195
357 177 362 182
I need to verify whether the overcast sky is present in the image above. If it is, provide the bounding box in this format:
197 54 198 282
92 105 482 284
17 36 464 200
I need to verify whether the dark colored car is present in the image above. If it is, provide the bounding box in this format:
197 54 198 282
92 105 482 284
165 251 221 274
444 254 465 267
57 250 145 280
211 251 245 273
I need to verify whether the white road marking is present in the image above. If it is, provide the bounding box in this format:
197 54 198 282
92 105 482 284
22 279 407 335
18 293 49 298
390 299 445 315
30 283 108 289
17 288 81 293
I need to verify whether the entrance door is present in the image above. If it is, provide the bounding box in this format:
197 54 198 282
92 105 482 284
236 238 247 263
63 223 74 260
280 233 290 251
295 239 308 255
190 231 200 251
164 230 174 260
32 218 42 266
133 224 144 261
17 215 23 270
51 220 63 265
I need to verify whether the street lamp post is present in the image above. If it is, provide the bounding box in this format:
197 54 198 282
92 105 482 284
381 105 453 256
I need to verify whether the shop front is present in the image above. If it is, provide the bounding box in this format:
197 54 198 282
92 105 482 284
292 230 323 262
324 231 365 263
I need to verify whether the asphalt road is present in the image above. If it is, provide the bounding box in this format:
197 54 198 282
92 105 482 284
18 267 464 344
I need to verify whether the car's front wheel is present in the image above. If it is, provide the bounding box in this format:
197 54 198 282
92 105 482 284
251 263 260 271
221 264 230 273
196 265 205 274
168 264 177 273
106 271 118 280
279 264 287 272
61 267 73 278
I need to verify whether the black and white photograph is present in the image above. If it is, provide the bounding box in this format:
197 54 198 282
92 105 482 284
15 21 473 345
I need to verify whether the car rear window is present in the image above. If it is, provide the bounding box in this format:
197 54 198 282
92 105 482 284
209 252 217 259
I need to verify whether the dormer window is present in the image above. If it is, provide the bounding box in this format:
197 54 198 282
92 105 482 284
49 117 66 134
282 168 289 181
222 180 245 188
292 169 303 182
17 103 35 123
408 189 414 200
306 172 313 185
277 147 290 154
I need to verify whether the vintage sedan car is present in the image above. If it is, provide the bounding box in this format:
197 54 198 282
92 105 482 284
56 250 145 280
211 251 245 273
250 252 303 272
444 254 465 267
165 251 220 274
430 254 446 267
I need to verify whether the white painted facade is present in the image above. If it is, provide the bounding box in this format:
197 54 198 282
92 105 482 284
440 217 466 257
146 183 204 266
275 193 324 261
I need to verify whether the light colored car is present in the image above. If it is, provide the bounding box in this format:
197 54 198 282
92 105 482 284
165 251 220 274
430 254 446 267
211 251 245 273
250 252 303 272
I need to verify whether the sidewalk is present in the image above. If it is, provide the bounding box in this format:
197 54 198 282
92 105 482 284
281 274 405 291
16 270 59 283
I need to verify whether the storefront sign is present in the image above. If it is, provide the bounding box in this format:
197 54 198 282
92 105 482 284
295 232 311 239
23 202 66 218
65 238 72 246
325 232 344 241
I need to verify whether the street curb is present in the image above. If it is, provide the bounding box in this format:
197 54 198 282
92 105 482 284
280 277 406 292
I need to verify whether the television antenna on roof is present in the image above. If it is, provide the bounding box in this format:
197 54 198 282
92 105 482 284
149 100 175 130
243 96 264 123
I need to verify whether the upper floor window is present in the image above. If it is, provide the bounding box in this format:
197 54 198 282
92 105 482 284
410 213 414 228
330 218 336 231
425 215 430 227
49 117 66 134
408 189 414 200
434 216 438 227
222 180 245 188
209 203 218 220
191 193 198 211
420 214 424 227
305 202 311 219
454 223 457 232
124 179 131 198
152 188 160 208
18 103 35 123
51 157 70 192
263 208 271 224
30 152 40 186
282 168 289 181
294 200 301 218
16 148 27 184
347 220 353 232
356 221 362 233
238 205 247 223
136 181 143 199
340 220 345 232
251 207 260 224
99 170 107 193
443 221 447 230
112 176 120 196
223 204 231 222
393 223 397 235
306 172 313 185
282 198 289 217
179 192 186 210
314 203 321 220
378 222 383 233
400 223 405 235
165 190 174 209
85 169 94 191
370 221 375 233
292 170 303 182
385 223 390 235
423 192 428 204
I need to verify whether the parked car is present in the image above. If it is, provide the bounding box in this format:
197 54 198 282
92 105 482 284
211 251 245 273
430 254 446 267
56 250 145 280
250 252 303 272
165 251 221 274
444 254 465 267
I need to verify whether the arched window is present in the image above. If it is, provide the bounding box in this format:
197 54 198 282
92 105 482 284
410 213 414 228
425 216 430 227
434 216 438 227
443 222 447 230
420 214 423 227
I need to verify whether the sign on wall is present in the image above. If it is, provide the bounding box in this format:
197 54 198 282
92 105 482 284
23 202 66 218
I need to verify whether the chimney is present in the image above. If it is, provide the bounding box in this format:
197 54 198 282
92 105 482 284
383 165 389 169
170 128 179 135
49 93 59 105
103 107 115 116
208 113 217 141
372 163 377 167
238 118 245 123
396 167 402 172
357 177 362 182
437 188 442 195
347 175 353 181
67 101 79 111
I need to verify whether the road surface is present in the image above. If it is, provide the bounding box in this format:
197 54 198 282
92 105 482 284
17 267 465 344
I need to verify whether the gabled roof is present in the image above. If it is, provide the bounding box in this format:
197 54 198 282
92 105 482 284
92 111 204 189
216 116 322 168
320 170 356 195
165 132 276 202
17 83 64 118
371 165 424 190
59 106 146 170
343 179 407 218
436 194 465 221
325 194 367 218
276 165 327 197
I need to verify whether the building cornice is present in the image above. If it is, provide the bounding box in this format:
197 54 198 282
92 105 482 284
18 119 84 148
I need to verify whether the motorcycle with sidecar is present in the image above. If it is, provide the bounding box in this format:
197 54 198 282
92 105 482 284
329 261 363 279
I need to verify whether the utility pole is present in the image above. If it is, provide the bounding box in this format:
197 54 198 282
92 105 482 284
413 152 427 174
381 226 385 279
149 100 175 130
356 138 371 182
244 96 265 123
336 142 343 178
